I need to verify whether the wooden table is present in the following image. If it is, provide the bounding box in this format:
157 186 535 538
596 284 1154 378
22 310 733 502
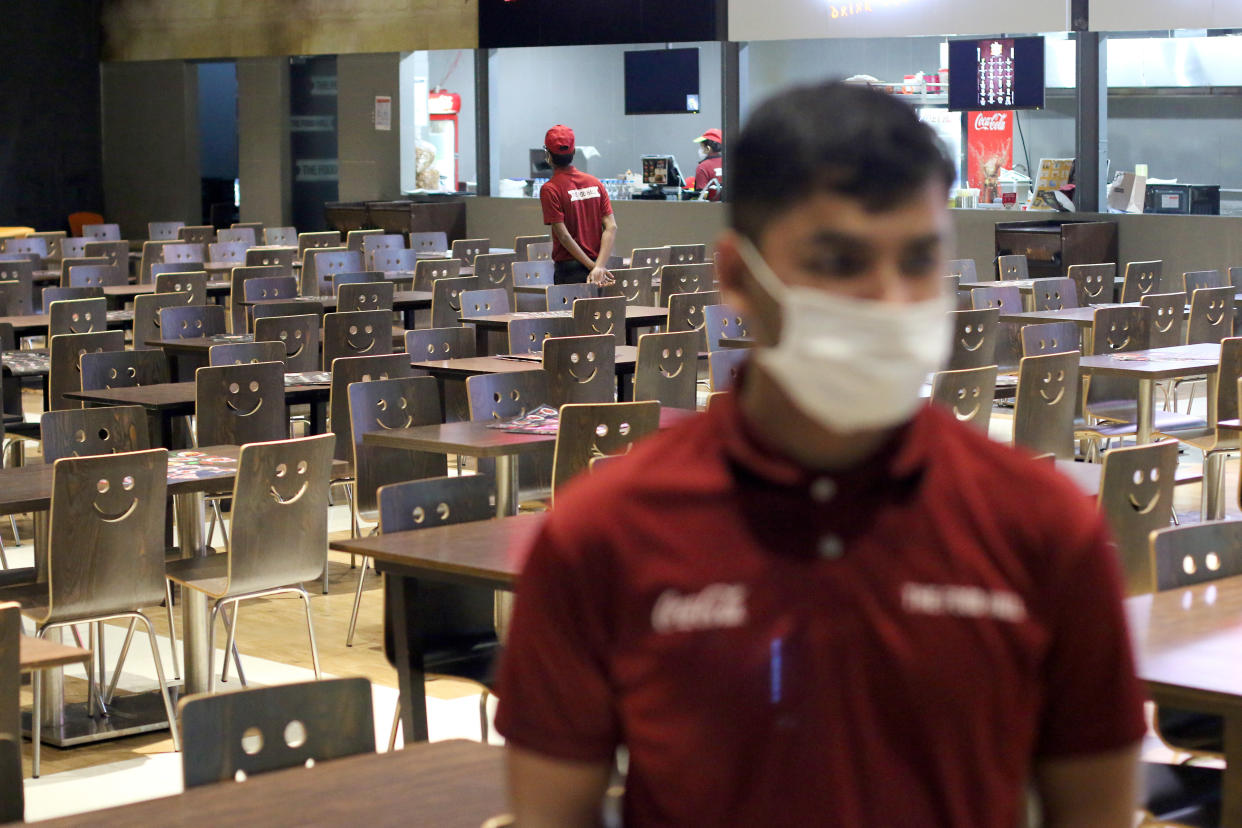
332 515 540 742
0 309 133 338
1126 573 1242 827
102 280 231 309
34 739 506 827
147 332 409 382
249 289 431 328
462 305 668 354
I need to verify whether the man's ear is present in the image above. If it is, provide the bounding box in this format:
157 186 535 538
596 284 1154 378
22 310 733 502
714 231 752 318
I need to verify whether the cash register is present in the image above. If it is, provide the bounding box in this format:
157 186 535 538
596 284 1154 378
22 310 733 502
635 155 686 200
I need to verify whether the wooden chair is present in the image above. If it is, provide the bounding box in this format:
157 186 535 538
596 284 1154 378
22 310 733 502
229 265 285 332
82 222 121 241
177 225 215 245
1121 260 1163 303
930 365 998 433
195 361 287 446
465 370 549 423
630 247 668 270
42 286 102 309
244 247 296 271
253 300 323 329
545 283 591 311
29 231 65 264
451 238 489 266
405 327 475 361
359 233 404 258
945 258 979 283
322 310 393 369
634 330 698 410
1012 351 1080 459
709 349 746 392
216 227 257 247
1186 286 1233 344
1184 269 1226 301
1030 277 1077 311
667 290 722 350
346 229 383 253
300 247 346 297
408 231 448 254
1084 305 1151 423
137 241 170 283
297 231 341 259
508 316 574 355
343 376 444 635
474 253 517 304
133 292 192 350
163 242 206 266
573 296 627 347
49 330 125 410
1067 263 1116 306
0 449 180 775
179 677 374 789
58 255 107 288
1099 439 1178 595
158 304 227 340
48 297 106 336
412 258 462 293
210 341 285 367
0 603 20 821
0 259 34 313
515 234 551 260
551 401 660 500
1020 322 1079 357
80 240 126 277
80 349 170 390
430 275 478 328
657 263 714 307
601 267 657 307
244 275 299 303
702 304 748 353
526 241 553 262
368 247 419 277
971 285 1022 313
460 288 510 320
312 250 365 297
155 270 208 305
255 314 321 372
208 241 249 265
338 281 394 313
167 434 335 692
512 260 553 288
59 237 90 260
150 261 205 283
264 227 298 247
328 353 414 463
543 334 615 405
40 405 150 461
1140 293 1185 349
148 221 185 241
330 271 385 289
667 243 707 265
67 263 125 288
0 281 31 317
996 254 1028 280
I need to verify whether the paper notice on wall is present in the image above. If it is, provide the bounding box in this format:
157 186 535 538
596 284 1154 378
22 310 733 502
374 96 392 131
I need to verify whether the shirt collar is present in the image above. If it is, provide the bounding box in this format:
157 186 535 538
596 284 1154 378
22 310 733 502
553 165 577 176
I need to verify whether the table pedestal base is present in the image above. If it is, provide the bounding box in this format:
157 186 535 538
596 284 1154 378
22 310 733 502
22 687 181 747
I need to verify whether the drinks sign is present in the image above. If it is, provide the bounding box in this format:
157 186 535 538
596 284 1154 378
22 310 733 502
967 111 1013 205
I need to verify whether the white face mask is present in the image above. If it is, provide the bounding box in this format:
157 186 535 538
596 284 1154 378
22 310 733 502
736 237 953 434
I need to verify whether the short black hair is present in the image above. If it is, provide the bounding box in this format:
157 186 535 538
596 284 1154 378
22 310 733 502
548 150 575 168
701 139 722 154
730 81 955 241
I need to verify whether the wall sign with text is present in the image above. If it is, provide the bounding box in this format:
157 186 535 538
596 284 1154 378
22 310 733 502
730 0 1068 41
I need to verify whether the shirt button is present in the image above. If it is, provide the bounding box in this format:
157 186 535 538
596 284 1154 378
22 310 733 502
818 534 844 560
810 478 836 503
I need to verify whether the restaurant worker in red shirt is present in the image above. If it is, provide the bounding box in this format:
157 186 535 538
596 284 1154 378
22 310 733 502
692 127 724 201
540 124 617 287
497 81 1144 827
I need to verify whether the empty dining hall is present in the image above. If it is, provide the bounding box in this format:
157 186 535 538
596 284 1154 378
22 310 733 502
9 0 1242 825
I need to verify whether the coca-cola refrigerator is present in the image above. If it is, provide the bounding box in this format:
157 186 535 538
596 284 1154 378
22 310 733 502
967 111 1014 206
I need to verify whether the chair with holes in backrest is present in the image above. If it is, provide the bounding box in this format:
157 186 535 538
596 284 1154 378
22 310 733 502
1031 277 1078 311
668 243 706 265
0 603 21 821
163 242 206 267
1068 263 1116 306
49 297 106 336
1012 351 1080 459
299 246 344 297
133 292 192 350
322 310 393 370
263 227 297 247
179 677 374 789
573 296 628 347
930 365 998 433
543 334 616 405
216 227 256 247
255 314 321 373
245 247 295 272
1098 439 1178 595
1187 286 1233 344
343 377 445 645
210 341 286 367
507 315 575 355
709 348 747 393
297 230 342 259
60 237 90 260
31 230 66 262
67 263 125 289
155 270 208 305
668 290 722 351
58 255 106 289
158 304 226 340
230 265 285 332
0 259 34 313
512 260 553 289
551 401 661 501
1140 293 1185 350
137 241 169 283
970 285 1022 314
42 286 103 309
338 281 394 313
360 233 404 260
0 280 32 318
377 475 502 746
311 250 363 297
1184 269 1226 301
0 449 179 777
177 225 214 245
80 349 169 391
1083 305 1152 425
81 239 125 273
367 247 418 277
346 229 383 254
244 275 299 306
634 330 699 411
630 247 668 271
465 370 550 424
253 300 323 331
451 238 489 267
657 263 714 308
405 327 475 361
475 253 516 308
970 289 1022 371
167 434 335 692
407 231 448 254
332 271 384 290
996 254 1028 281
1122 260 1163 303
148 221 185 241
459 288 510 321
945 258 979 283
545 283 592 312
82 222 120 241
1020 322 1079 357
150 262 206 285
430 275 478 329
329 353 414 468
195 360 287 446
515 234 551 261
3 238 47 266
526 241 553 262
703 304 749 353
602 267 657 307
208 241 248 266
412 258 462 293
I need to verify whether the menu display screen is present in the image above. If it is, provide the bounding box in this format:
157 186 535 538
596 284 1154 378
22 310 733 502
948 36 1045 111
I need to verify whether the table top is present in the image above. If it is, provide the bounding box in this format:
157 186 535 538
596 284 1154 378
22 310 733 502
20 635 91 670
330 513 542 589
246 290 432 311
0 309 134 335
102 281 230 299
65 377 331 412
411 346 638 378
2 348 50 376
998 304 1133 327
35 739 506 828
1078 342 1221 379
464 305 667 328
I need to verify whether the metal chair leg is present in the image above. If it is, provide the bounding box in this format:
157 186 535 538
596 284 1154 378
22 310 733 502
299 588 322 679
9 514 19 545
0 536 7 570
388 695 402 752
219 603 247 687
479 690 491 743
31 668 41 778
105 619 137 704
207 602 221 694
165 581 180 681
345 556 370 647
137 614 180 751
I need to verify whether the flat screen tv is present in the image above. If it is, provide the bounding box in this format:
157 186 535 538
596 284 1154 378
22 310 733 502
948 36 1045 111
624 48 700 115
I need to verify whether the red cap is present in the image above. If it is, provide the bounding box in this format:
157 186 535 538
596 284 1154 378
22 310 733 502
694 128 723 145
544 125 575 155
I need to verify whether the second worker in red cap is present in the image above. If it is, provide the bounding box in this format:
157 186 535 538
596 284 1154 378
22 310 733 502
539 124 617 286
693 127 724 201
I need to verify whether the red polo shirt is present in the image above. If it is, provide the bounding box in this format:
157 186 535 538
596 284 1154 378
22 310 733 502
495 392 1145 826
540 166 613 263
694 154 723 201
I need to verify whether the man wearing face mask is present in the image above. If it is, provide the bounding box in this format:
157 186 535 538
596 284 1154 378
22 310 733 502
496 82 1144 827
